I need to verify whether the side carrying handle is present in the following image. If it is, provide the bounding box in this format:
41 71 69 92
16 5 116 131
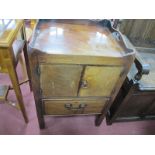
134 52 150 81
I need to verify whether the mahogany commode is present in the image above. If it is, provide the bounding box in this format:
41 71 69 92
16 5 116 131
28 20 135 128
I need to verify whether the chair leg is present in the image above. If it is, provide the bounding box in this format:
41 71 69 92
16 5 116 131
23 43 33 91
8 63 28 123
19 52 28 81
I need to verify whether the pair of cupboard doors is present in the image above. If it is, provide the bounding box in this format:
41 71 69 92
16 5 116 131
39 63 122 115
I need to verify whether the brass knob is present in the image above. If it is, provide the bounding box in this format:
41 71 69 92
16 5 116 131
79 103 87 109
0 65 1 71
81 80 88 88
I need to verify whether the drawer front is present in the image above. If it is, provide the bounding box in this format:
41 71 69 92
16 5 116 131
79 66 122 97
43 98 108 115
40 64 83 97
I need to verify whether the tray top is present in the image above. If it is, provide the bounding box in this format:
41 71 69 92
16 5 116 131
0 19 23 47
29 20 129 57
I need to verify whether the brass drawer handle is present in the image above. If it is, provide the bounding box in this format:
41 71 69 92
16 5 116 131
79 103 87 109
64 103 87 110
64 103 72 110
0 65 2 71
81 80 88 88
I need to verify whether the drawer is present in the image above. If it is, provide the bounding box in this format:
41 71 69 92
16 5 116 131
43 98 108 115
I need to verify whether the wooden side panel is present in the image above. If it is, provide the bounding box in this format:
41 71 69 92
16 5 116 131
116 94 155 117
28 51 45 128
43 98 107 115
145 99 155 116
40 64 83 97
79 66 122 97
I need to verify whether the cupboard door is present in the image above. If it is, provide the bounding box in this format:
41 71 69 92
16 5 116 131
40 64 83 97
79 66 122 97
